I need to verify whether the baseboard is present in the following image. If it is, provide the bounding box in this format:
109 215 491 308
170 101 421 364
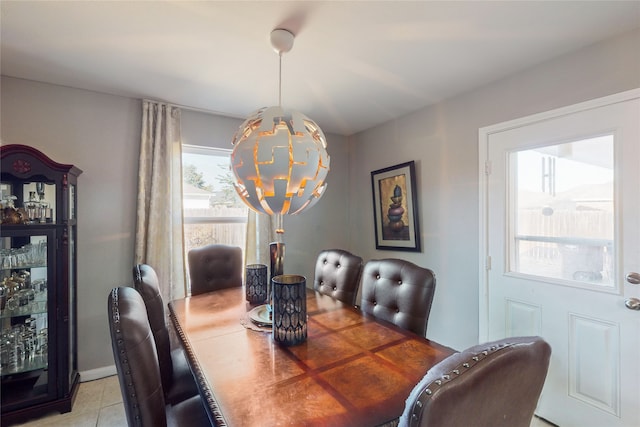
79 365 117 382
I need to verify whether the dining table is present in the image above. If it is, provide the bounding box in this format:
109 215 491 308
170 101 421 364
168 286 455 427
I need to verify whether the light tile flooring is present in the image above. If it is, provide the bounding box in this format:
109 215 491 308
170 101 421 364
10 375 557 427
12 376 126 427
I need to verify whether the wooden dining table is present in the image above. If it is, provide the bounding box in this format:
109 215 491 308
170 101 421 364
168 287 455 427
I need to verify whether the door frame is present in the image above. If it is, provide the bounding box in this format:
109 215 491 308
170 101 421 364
478 88 640 342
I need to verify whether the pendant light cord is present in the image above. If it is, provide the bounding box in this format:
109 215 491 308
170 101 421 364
278 53 283 108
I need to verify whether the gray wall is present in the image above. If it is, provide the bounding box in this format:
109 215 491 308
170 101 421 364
348 28 640 351
0 83 350 374
1 27 638 373
1 80 140 374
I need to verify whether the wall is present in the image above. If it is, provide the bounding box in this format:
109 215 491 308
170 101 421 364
282 132 351 282
348 28 640 352
0 84 350 373
1 80 140 374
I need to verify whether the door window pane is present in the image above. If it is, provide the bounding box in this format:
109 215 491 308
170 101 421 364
510 135 614 286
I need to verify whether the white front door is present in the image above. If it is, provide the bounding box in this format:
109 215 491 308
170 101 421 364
480 90 640 427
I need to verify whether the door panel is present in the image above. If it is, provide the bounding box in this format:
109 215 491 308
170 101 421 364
568 313 619 415
481 91 640 427
505 299 541 337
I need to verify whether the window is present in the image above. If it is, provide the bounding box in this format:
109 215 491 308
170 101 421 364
182 145 247 259
509 135 614 286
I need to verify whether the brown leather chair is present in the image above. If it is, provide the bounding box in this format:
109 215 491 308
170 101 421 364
360 258 436 336
107 287 211 427
313 249 363 306
187 244 243 296
398 336 552 427
133 264 198 405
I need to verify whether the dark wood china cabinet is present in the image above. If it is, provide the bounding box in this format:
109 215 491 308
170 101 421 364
0 145 81 424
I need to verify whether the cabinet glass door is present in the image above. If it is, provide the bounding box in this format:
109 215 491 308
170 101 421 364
0 229 54 407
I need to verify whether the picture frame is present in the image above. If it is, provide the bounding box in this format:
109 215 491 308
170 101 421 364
371 160 421 252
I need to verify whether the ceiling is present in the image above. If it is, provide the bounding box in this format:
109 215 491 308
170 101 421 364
2 1 639 136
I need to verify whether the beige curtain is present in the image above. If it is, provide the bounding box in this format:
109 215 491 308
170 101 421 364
244 210 275 267
135 100 186 302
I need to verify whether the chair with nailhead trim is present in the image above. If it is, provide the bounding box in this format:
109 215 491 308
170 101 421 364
133 264 199 405
397 336 552 427
360 258 436 336
187 244 243 296
313 249 363 306
108 287 212 427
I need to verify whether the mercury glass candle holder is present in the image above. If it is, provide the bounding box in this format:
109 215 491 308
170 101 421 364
245 264 268 304
272 274 307 346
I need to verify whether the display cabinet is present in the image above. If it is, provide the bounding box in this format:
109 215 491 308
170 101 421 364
0 145 82 424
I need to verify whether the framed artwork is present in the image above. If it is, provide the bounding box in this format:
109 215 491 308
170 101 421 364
371 161 421 251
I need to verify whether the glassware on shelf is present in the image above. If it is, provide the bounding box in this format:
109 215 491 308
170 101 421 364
6 296 19 311
0 195 17 210
19 186 52 224
35 183 45 201
0 272 47 316
0 242 47 270
0 318 48 373
0 284 6 310
37 328 48 355
32 279 47 293
0 337 10 369
35 183 52 223
25 192 38 223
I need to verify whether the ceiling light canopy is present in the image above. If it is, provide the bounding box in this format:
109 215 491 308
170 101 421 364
231 29 330 227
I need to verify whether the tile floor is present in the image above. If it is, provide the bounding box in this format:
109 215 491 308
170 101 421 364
11 376 126 427
9 375 557 427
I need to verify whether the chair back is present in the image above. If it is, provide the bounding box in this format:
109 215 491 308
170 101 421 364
399 336 552 427
132 264 173 394
313 249 363 306
360 258 436 336
108 286 167 427
187 244 243 296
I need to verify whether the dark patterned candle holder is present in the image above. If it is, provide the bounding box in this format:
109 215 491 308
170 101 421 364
272 275 307 346
245 264 268 304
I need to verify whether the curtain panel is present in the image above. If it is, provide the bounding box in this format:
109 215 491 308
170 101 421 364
135 100 186 302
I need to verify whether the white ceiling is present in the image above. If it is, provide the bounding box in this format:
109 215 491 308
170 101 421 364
2 1 639 136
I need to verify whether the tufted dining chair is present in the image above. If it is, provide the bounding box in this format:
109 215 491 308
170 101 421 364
107 287 211 427
398 336 552 427
360 259 436 336
187 244 243 296
313 249 363 306
132 264 199 405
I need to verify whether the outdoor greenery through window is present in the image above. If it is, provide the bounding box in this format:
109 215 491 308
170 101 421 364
182 145 247 260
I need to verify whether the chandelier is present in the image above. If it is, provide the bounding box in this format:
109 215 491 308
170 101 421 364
230 29 330 233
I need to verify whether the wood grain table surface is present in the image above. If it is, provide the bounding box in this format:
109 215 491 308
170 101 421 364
169 287 454 427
